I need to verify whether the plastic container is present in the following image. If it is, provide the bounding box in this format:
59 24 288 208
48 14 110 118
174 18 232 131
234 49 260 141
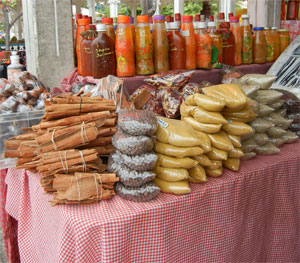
230 16 242 65
253 27 267 64
7 51 23 82
102 17 115 42
182 15 196 70
195 22 212 69
219 22 235 66
241 14 253 64
278 29 290 53
208 21 222 68
271 27 281 60
287 0 298 20
76 18 90 75
264 27 275 62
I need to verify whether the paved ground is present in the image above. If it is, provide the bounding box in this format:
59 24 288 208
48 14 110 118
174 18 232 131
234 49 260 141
0 229 7 263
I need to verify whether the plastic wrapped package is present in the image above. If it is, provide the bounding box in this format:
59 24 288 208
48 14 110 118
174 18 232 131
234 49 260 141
251 118 274 133
207 131 234 151
269 100 284 110
264 113 293 130
143 96 165 116
188 164 207 182
227 134 242 147
154 177 191 194
228 147 244 158
248 99 260 114
185 94 225 112
154 141 203 158
193 155 212 166
223 158 240 172
108 157 156 186
258 104 274 117
115 182 160 202
256 90 282 105
269 137 288 147
111 151 157 171
241 152 256 160
194 131 212 153
275 108 287 118
253 133 269 146
156 153 198 169
207 160 222 170
158 87 183 118
222 104 257 122
205 167 223 177
180 102 197 117
282 131 299 144
112 129 153 155
255 143 280 155
180 83 201 99
240 128 255 140
239 85 260 98
191 107 227 124
118 109 157 136
154 167 189 182
202 84 248 110
222 121 253 136
267 127 287 138
237 74 276 89
206 147 228 161
221 65 244 84
242 138 258 153
182 117 222 133
156 117 204 147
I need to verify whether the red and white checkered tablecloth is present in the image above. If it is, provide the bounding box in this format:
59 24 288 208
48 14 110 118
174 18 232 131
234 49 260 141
5 142 300 263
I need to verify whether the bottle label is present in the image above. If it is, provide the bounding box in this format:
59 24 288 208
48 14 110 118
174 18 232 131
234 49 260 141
211 44 221 69
96 47 114 58
84 47 92 54
181 30 190 37
267 45 274 59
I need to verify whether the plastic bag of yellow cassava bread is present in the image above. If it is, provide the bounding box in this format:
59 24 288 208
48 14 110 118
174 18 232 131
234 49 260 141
240 128 255 140
202 84 248 109
264 113 293 130
208 131 234 151
228 147 244 158
156 153 198 169
206 147 228 160
255 143 280 155
227 134 242 147
241 152 256 160
267 127 287 138
222 121 253 136
223 158 240 172
239 85 260 98
193 155 212 166
238 74 276 89
154 178 191 194
282 130 299 144
258 104 274 117
185 94 225 112
242 138 258 153
182 117 222 133
253 133 269 146
208 160 222 170
222 104 257 123
269 100 284 110
156 117 203 147
180 102 196 117
188 164 207 182
188 176 206 183
256 90 282 105
194 130 212 152
154 167 189 182
269 137 288 147
154 141 203 158
191 107 227 124
205 167 223 177
251 118 274 133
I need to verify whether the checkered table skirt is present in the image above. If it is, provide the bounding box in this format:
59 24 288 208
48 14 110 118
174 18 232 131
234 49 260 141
5 141 300 262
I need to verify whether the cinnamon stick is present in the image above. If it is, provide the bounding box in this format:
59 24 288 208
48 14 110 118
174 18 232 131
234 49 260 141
4 150 20 158
97 127 117 137
81 136 112 148
94 144 115 155
5 140 23 150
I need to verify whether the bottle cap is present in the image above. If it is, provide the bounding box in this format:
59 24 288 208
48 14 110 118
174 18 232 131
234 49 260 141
209 16 214 21
82 15 89 19
78 18 89 26
264 27 270 30
229 16 239 22
182 15 193 23
88 16 92 24
199 22 206 29
195 14 200 21
219 13 225 20
175 13 181 21
102 17 113 25
149 17 153 23
137 15 149 23
271 26 278 30
118 15 130 24
96 23 107 32
228 13 234 18
75 14 82 21
208 21 216 27
85 24 96 30
166 16 172 22
169 22 179 30
241 14 249 19
171 17 174 22
254 27 264 30
154 15 165 21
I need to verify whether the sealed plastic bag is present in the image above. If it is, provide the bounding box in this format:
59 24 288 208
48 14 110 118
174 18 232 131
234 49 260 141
253 133 269 146
191 107 227 124
158 87 183 118
276 109 286 118
116 182 160 202
222 104 257 123
267 126 287 138
194 130 212 153
255 143 280 155
154 177 191 194
180 82 201 99
208 160 222 170
223 158 240 172
205 167 223 177
156 117 203 147
256 90 282 105
202 84 248 109
188 164 207 182
264 113 292 130
242 138 258 153
118 109 157 136
240 85 260 98
156 153 198 169
241 152 256 160
185 93 225 112
182 117 222 133
269 137 288 147
154 141 203 158
222 121 253 136
228 147 244 158
227 134 242 147
258 104 275 117
154 166 189 182
208 131 234 151
282 130 299 144
240 129 255 140
221 65 244 84
269 100 284 110
193 155 212 166
112 129 153 155
251 118 274 133
248 99 260 114
206 147 228 160
238 74 276 89
180 101 197 117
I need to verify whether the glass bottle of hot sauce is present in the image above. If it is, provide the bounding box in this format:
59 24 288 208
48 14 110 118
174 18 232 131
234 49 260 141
230 16 242 65
217 13 225 29
287 0 298 20
281 0 287 20
80 25 96 77
271 27 281 60
196 21 212 69
135 15 154 75
102 18 115 43
76 18 89 75
182 15 196 70
168 22 185 70
264 27 275 62
174 13 182 29
278 29 290 53
253 27 267 64
208 20 222 68
153 15 169 73
91 23 116 79
241 14 253 64
130 17 135 42
115 15 135 77
219 22 235 66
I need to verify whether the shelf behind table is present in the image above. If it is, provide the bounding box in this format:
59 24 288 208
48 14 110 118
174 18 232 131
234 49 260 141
4 141 300 262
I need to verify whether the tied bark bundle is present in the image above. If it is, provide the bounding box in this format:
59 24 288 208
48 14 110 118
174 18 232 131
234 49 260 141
51 172 119 206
